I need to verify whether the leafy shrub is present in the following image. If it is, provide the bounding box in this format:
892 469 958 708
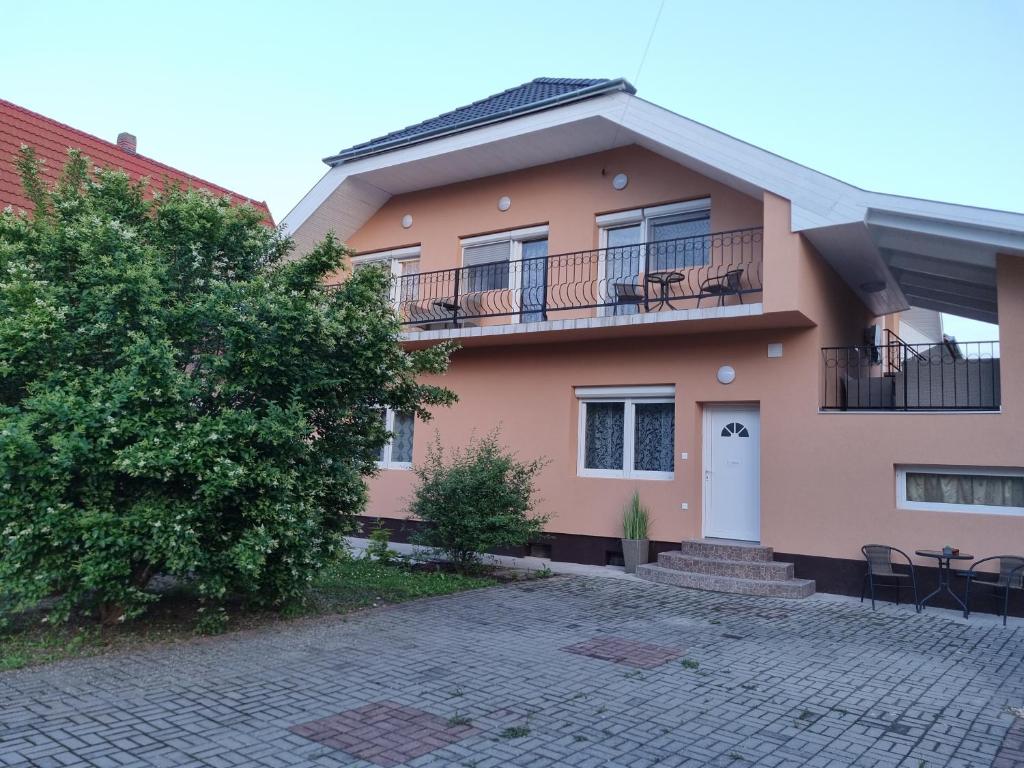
408 432 549 572
0 148 454 624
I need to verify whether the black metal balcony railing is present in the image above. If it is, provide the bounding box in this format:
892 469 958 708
822 332 1001 411
393 227 763 327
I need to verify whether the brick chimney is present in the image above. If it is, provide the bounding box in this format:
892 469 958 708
116 132 137 154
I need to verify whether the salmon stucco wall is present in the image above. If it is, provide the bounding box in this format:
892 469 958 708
365 254 1021 567
344 145 763 269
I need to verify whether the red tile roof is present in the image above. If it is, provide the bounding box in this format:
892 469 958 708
0 98 273 224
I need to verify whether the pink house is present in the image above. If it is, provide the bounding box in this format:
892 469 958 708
284 78 1022 604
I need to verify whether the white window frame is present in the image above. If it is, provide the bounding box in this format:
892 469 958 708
896 465 1024 516
595 199 710 313
575 385 675 480
377 408 414 470
351 246 421 306
460 225 549 309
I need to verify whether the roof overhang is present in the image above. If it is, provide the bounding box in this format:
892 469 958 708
283 91 1024 322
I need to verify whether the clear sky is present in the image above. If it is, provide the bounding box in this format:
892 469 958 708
5 1 1020 338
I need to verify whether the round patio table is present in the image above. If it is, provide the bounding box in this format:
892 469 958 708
644 271 687 310
915 549 973 612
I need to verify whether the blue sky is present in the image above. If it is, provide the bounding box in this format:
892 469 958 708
5 1 1020 338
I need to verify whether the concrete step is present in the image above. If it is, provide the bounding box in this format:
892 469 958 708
636 564 815 599
679 538 774 562
657 551 794 581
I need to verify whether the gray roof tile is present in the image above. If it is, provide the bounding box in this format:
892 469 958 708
325 77 633 165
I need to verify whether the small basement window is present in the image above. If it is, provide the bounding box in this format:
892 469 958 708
897 466 1024 516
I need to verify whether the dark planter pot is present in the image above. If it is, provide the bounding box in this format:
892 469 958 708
621 538 650 574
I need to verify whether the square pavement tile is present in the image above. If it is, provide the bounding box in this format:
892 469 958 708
289 701 477 767
561 636 684 669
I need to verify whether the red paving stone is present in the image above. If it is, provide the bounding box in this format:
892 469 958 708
289 701 477 767
561 636 684 668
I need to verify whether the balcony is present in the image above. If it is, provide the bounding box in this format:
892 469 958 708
822 333 1001 411
393 228 763 332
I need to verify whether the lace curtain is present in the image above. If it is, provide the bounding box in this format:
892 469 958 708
584 402 624 470
906 472 1024 508
390 412 415 463
634 403 674 472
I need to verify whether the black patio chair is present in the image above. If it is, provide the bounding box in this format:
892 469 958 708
963 556 1024 625
861 545 919 612
697 268 744 307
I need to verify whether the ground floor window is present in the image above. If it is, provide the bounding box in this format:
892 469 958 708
377 409 415 469
897 466 1024 515
575 385 674 479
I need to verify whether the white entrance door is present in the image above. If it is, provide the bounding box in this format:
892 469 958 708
703 405 760 541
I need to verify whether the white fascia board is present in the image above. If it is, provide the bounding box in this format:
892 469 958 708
281 165 349 237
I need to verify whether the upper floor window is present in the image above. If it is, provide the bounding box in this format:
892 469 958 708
352 246 420 303
377 409 415 470
460 226 548 294
597 199 711 271
897 466 1024 516
575 385 675 480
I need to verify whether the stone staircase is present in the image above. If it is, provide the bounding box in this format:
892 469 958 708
636 538 815 598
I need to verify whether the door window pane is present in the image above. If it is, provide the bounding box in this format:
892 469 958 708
520 239 548 322
606 224 643 315
584 402 625 470
634 402 674 472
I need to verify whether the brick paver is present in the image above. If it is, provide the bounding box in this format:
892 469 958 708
1 576 1022 767
562 636 684 668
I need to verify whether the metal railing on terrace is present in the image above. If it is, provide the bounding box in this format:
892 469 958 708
392 227 763 328
822 331 1001 411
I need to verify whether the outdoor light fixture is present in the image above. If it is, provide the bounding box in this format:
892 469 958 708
497 195 511 211
401 214 413 229
717 365 736 385
612 173 629 190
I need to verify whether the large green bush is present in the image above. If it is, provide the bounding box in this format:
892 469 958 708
0 148 454 623
408 432 549 572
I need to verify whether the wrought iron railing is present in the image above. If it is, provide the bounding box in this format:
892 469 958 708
822 334 1000 411
392 227 763 327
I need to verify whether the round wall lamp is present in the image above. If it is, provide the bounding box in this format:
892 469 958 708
497 195 512 211
612 173 629 190
717 365 736 385
401 214 413 229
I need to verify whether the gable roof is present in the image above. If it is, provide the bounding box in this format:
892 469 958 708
325 77 634 166
284 78 1024 324
0 98 273 224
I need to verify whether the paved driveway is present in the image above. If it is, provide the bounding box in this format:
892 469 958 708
1 577 1022 768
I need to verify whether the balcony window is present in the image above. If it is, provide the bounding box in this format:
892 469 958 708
576 385 675 479
352 247 420 304
460 226 549 295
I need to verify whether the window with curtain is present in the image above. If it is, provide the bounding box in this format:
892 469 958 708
648 210 711 270
899 467 1024 514
377 409 415 469
579 394 674 479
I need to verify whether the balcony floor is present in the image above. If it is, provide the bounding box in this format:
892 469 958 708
399 302 791 347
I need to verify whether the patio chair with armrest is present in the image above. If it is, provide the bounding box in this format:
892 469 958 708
963 556 1024 625
861 545 920 612
697 268 745 308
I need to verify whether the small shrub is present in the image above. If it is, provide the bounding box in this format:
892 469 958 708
680 658 699 670
195 606 229 636
365 520 400 565
409 432 549 573
622 491 650 539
